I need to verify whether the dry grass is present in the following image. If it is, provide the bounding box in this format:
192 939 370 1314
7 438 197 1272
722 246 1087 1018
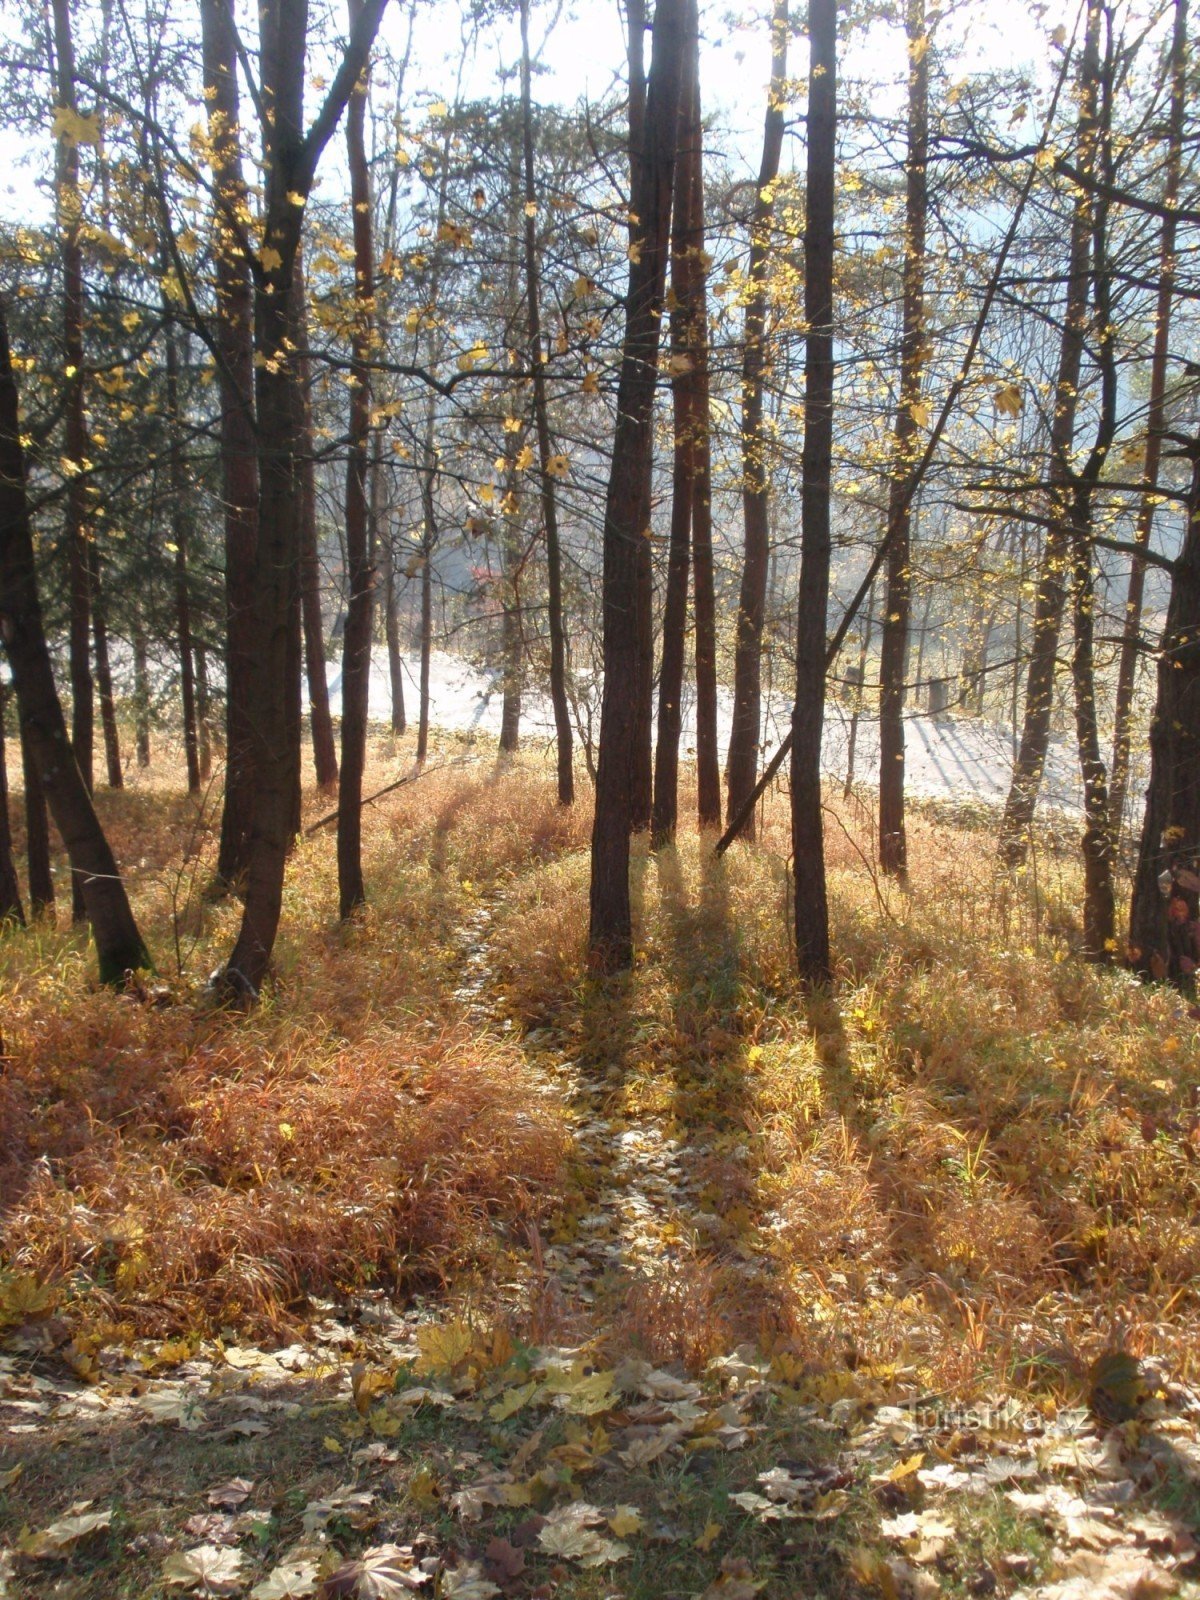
4 736 1200 1402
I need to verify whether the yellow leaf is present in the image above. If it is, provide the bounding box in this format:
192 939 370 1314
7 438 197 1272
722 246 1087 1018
514 445 534 471
52 106 100 147
695 1520 722 1551
413 1319 473 1375
608 1506 643 1537
490 1380 539 1421
994 381 1023 417
908 398 931 428
582 370 599 394
544 454 570 479
260 246 283 272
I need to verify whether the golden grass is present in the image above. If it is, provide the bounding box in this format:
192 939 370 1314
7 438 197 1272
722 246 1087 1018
3 735 1199 1400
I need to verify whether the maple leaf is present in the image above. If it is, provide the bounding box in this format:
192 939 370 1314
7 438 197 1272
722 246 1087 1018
162 1544 246 1596
537 1524 629 1565
544 454 570 479
607 1505 643 1537
489 1380 539 1421
250 1559 320 1600
993 381 1023 418
52 106 101 146
260 246 283 272
207 1478 254 1510
439 1564 499 1600
317 1545 427 1598
19 1507 112 1558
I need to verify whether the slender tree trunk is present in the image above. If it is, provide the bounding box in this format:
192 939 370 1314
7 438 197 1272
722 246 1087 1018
0 298 149 980
379 522 406 734
294 247 339 791
132 623 151 767
201 0 260 888
844 581 874 799
220 0 387 997
0 682 24 926
682 0 719 831
91 553 123 790
520 0 573 803
999 0 1101 867
877 0 927 877
21 722 54 917
791 0 837 984
1130 442 1200 980
1110 0 1188 839
51 0 93 922
417 456 435 766
337 3 376 918
726 0 787 841
165 325 201 795
196 642 213 783
651 5 699 849
589 0 686 969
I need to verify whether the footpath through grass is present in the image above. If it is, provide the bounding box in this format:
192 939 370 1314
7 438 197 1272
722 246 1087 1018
2 745 1200 1599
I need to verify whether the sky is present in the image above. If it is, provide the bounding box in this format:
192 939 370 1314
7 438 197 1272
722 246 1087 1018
0 0 1069 226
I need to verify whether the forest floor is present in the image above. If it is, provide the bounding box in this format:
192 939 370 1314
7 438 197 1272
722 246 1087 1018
2 738 1200 1600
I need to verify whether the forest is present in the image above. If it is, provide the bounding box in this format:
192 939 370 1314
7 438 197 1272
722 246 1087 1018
2 0 1200 1595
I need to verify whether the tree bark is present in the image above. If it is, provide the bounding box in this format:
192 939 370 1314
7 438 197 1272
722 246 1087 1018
0 297 150 980
220 0 388 997
91 552 123 790
0 680 24 926
132 623 151 767
165 324 201 795
51 0 93 923
877 0 927 877
337 0 376 919
196 642 213 783
1129 442 1200 980
21 721 54 916
998 0 1101 867
201 0 261 889
790 0 837 985
379 521 406 734
417 443 436 766
520 0 573 803
294 246 339 791
1109 0 1188 839
589 0 686 971
682 0 719 831
726 0 787 842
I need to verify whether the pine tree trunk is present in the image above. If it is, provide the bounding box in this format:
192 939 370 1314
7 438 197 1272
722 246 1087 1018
877 0 927 877
196 643 213 783
294 247 339 791
627 0 655 837
726 0 787 842
589 0 685 970
0 681 24 926
999 0 1101 867
201 0 260 889
417 459 435 766
338 2 376 918
1109 0 1188 840
790 0 837 985
379 526 406 734
520 0 573 803
165 326 201 795
0 297 150 980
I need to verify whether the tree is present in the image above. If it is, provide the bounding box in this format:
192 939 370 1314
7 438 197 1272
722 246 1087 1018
589 0 686 971
0 679 23 926
790 0 837 984
0 294 150 983
219 0 389 998
520 0 573 805
337 0 378 920
877 0 928 878
725 0 787 843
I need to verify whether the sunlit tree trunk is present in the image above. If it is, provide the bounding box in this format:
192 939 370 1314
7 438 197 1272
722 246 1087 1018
294 247 339 792
0 681 23 926
999 0 1101 867
132 623 151 768
877 0 927 877
91 553 123 790
417 444 436 767
791 0 836 984
520 0 573 802
589 0 685 970
726 0 787 842
196 643 213 784
20 723 54 917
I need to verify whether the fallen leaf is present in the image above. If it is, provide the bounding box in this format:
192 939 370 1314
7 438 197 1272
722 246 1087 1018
162 1544 246 1596
208 1478 254 1510
250 1559 320 1600
317 1544 427 1597
19 1506 113 1558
